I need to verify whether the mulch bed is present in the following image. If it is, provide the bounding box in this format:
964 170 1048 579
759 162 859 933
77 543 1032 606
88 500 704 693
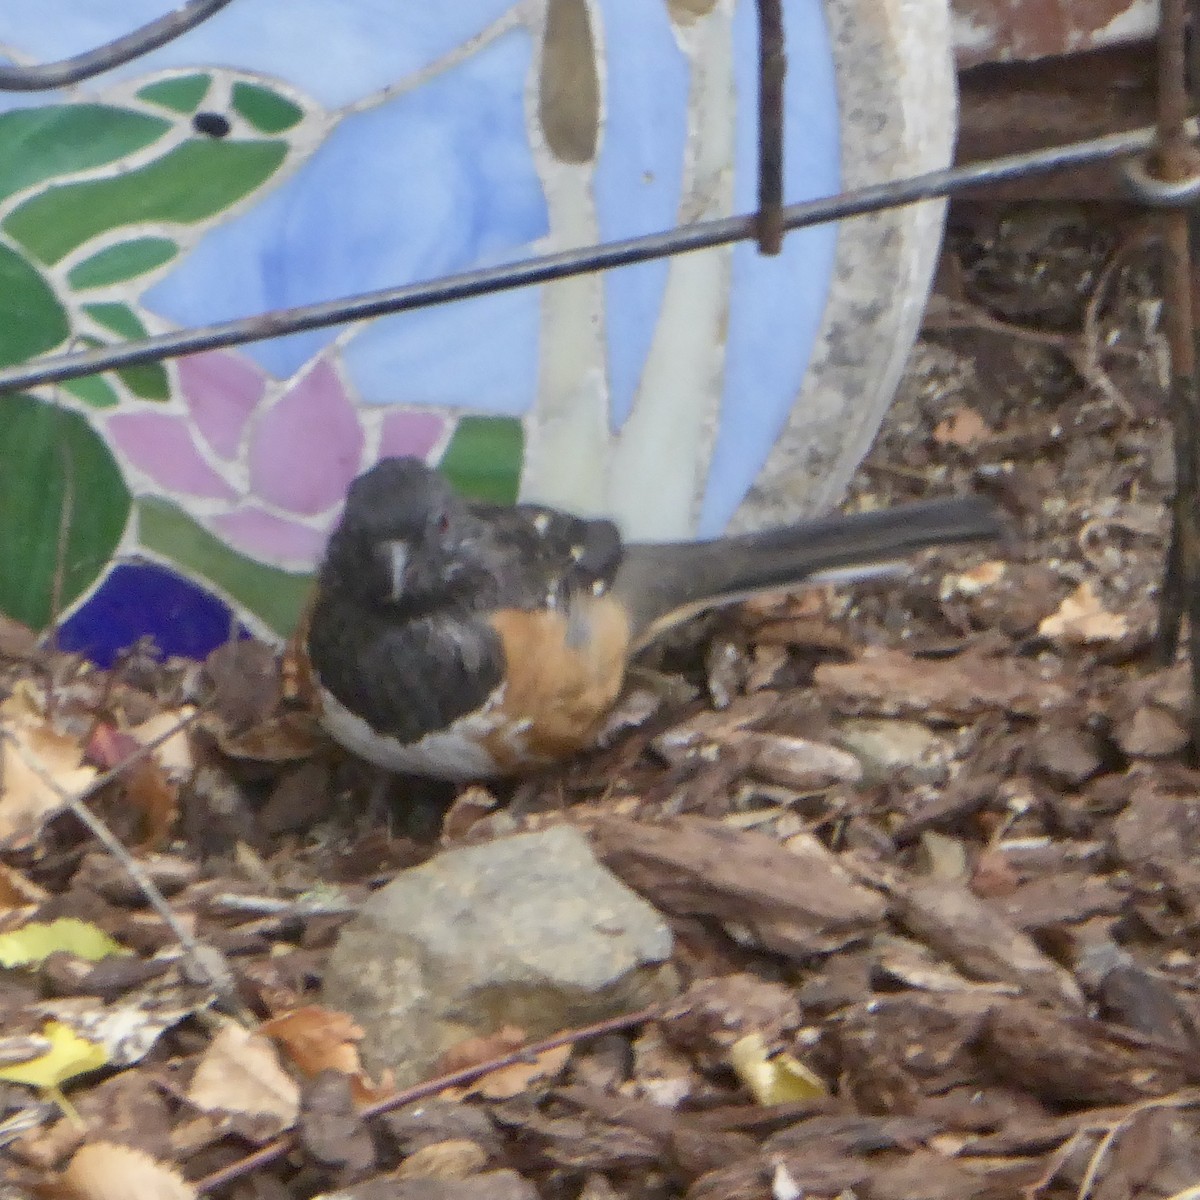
3 201 1198 1200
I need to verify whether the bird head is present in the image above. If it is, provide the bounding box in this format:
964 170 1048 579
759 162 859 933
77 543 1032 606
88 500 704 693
319 457 489 613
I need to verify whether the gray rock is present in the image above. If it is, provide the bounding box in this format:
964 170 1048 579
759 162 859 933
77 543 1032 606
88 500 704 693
323 826 677 1084
835 718 954 783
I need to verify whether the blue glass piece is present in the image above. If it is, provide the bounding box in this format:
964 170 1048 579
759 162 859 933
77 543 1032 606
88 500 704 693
346 287 539 415
594 0 688 430
144 27 548 383
697 0 841 534
57 560 241 667
0 0 519 111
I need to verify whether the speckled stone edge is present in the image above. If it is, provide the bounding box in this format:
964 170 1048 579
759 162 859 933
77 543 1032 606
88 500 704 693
730 0 956 530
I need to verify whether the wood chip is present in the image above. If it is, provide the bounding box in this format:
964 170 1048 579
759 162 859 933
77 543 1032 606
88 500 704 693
814 649 1070 720
592 817 886 958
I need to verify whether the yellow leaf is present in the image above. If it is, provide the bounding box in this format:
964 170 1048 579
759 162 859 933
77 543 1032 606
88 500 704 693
0 917 127 968
729 1032 827 1106
0 1020 109 1088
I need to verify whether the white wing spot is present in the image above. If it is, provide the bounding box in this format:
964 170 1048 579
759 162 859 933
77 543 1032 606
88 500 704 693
532 512 551 535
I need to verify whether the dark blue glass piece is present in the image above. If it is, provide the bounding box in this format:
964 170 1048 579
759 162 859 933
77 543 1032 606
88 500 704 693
57 560 242 667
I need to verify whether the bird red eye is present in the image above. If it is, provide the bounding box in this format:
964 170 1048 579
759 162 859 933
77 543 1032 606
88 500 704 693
436 511 451 536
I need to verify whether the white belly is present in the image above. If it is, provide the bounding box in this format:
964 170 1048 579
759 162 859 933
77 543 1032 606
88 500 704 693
317 684 525 780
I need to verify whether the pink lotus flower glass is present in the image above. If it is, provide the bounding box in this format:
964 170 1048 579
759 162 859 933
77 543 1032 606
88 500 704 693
107 350 447 569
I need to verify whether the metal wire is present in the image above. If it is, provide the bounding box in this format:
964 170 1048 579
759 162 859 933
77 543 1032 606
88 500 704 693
0 0 235 91
0 118 1183 397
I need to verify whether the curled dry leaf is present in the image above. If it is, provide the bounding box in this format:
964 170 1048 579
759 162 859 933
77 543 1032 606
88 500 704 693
1038 581 1128 644
730 730 863 789
437 1027 573 1101
51 1141 196 1200
262 1004 364 1077
261 1004 392 1104
185 1023 300 1136
466 1045 573 1101
203 711 322 763
0 697 97 848
436 1026 529 1074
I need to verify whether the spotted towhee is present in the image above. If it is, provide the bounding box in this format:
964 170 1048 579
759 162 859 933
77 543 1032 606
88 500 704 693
298 457 1002 780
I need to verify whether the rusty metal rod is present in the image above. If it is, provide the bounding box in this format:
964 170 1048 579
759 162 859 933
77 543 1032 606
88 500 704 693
0 0 235 91
755 0 786 255
1151 0 1200 759
0 119 1186 397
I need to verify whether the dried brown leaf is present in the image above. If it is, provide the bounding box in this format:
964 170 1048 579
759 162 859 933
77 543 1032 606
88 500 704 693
51 1141 196 1200
1038 581 1128 644
186 1023 300 1137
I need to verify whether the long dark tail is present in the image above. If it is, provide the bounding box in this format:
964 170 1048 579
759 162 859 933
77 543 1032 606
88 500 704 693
614 494 1002 647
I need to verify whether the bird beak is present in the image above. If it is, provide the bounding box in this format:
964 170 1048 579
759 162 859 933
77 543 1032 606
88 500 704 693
384 540 409 602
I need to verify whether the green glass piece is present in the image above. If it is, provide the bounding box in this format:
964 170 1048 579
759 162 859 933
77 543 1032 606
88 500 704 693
81 305 170 401
76 307 169 400
0 242 68 366
4 139 290 265
232 81 304 133
439 417 524 504
0 393 130 629
116 362 170 401
84 302 147 339
62 374 121 409
137 498 312 638
68 238 178 288
0 105 169 204
136 74 211 114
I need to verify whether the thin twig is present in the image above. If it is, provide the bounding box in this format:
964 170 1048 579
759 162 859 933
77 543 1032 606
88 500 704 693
0 0 236 91
207 892 359 919
194 1004 663 1193
1075 1092 1200 1200
0 707 245 1013
1071 229 1157 419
